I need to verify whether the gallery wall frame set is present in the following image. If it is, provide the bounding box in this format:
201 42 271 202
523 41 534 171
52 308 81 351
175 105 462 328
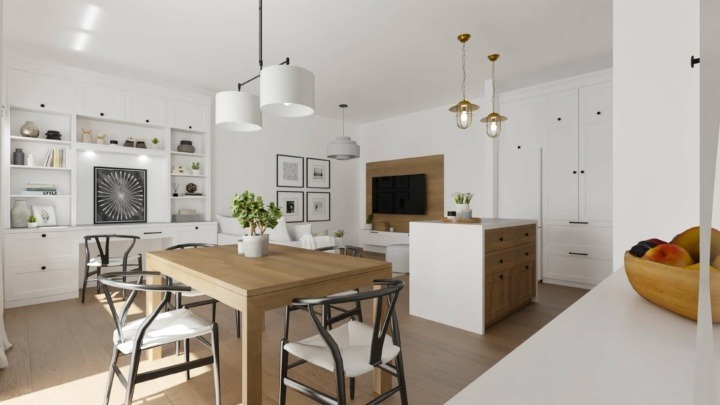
276 154 331 189
306 192 330 222
277 191 304 223
306 158 331 189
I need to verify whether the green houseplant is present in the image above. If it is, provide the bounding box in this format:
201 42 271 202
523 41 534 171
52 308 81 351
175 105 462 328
364 213 374 230
451 192 474 218
27 215 37 228
231 191 282 257
191 162 201 175
151 137 160 149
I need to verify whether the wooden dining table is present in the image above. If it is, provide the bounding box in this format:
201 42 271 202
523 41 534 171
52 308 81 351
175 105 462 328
145 244 393 404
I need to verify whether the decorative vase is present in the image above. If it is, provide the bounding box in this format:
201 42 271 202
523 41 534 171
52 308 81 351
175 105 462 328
242 234 270 258
27 154 35 167
135 140 147 149
177 140 195 153
456 203 470 212
458 209 473 219
13 148 25 165
27 222 37 228
123 138 135 147
11 200 30 228
96 133 106 144
20 121 39 138
81 128 93 143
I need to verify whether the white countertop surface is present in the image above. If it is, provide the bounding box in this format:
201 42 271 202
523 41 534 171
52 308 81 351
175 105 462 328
413 218 537 230
448 268 720 404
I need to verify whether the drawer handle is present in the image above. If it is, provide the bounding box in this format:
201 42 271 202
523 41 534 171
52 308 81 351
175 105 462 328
596 111 601 115
145 119 150 123
189 125 193 129
143 232 162 235
499 274 504 279
569 252 588 256
524 252 529 256
525 265 529 270
499 259 504 264
195 226 199 230
40 103 45 108
41 266 46 270
557 117 562 121
568 221 588 224
100 112 105 117
524 232 529 237
499 237 504 242
370 231 379 234
42 234 46 238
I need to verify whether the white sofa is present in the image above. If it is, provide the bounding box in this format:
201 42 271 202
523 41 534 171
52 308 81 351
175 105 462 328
216 214 311 248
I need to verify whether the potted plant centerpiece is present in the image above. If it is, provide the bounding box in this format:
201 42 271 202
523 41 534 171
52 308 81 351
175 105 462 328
452 192 474 219
231 191 282 258
334 229 345 245
27 215 37 228
191 162 201 175
364 214 374 230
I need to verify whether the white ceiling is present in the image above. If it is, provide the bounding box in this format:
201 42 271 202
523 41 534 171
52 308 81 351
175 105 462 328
4 0 612 123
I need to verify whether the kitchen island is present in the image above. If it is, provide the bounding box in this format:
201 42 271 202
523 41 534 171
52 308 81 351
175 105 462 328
409 218 538 335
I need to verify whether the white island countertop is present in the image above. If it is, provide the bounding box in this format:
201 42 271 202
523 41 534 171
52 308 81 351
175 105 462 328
449 268 720 404
416 217 537 230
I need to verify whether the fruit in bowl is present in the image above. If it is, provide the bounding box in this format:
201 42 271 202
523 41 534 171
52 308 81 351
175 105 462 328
669 226 720 262
641 243 694 267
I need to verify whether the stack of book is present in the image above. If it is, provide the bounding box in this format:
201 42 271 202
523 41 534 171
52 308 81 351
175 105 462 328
42 148 71 168
21 182 57 196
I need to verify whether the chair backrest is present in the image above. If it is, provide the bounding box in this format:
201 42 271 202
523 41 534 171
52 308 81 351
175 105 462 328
166 243 217 250
314 245 363 257
291 279 404 367
99 271 190 347
84 234 140 267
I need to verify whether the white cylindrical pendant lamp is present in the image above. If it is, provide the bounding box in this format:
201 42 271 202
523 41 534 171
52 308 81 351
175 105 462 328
327 137 360 160
215 91 262 132
260 65 315 117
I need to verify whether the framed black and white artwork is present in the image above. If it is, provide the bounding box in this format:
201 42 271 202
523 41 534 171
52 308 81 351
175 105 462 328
277 154 304 188
306 192 330 222
94 167 147 224
32 205 57 227
306 158 330 189
277 191 304 223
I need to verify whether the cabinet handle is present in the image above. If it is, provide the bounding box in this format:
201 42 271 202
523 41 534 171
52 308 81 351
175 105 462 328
569 252 589 256
581 170 585 174
195 226 199 230
370 231 379 234
42 234 46 238
41 266 46 270
557 117 562 121
499 259 504 264
525 265 529 270
145 119 150 123
568 221 588 224
100 112 105 117
143 231 162 235
499 274 504 279
596 111 601 115
499 237 504 242
517 145 521 149
524 252 530 256
40 103 45 108
189 125 193 129
524 232 529 237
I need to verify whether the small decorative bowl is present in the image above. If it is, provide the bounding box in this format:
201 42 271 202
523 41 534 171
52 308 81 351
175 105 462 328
624 252 720 323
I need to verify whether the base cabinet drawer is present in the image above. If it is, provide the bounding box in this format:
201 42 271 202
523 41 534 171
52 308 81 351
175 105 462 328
543 253 612 286
5 231 77 266
5 262 76 302
173 224 217 245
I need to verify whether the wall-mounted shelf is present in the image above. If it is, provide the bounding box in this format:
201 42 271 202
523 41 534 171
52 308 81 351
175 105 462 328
171 151 206 158
9 195 72 199
75 142 169 158
9 165 71 171
170 174 207 178
171 196 208 199
77 114 167 130
10 136 71 146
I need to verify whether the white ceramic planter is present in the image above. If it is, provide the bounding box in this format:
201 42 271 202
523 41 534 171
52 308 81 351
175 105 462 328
191 170 201 175
242 234 270 258
27 222 37 228
455 203 470 212
363 224 373 230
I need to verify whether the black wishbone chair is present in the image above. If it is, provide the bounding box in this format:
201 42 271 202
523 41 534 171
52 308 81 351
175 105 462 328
280 279 408 405
99 271 220 405
82 234 143 303
313 245 365 329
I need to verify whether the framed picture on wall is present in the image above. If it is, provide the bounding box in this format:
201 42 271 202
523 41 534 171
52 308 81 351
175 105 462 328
31 205 57 227
277 191 304 223
306 158 330 189
306 192 330 222
277 154 304 188
94 167 147 224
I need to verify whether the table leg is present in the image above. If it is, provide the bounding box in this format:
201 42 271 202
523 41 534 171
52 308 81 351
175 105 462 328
146 267 163 361
242 300 264 405
373 283 392 394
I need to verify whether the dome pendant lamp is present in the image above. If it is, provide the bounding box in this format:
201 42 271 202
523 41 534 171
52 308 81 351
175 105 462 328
327 104 360 160
480 54 507 138
449 34 479 130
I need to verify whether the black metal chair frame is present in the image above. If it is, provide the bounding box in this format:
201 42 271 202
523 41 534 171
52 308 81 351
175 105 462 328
82 234 142 303
165 243 243 341
99 271 220 405
280 279 408 405
313 245 365 329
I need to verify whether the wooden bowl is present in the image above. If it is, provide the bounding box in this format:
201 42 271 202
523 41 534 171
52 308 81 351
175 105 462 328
624 252 720 323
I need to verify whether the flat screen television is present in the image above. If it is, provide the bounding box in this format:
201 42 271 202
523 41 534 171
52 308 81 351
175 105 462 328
372 174 426 215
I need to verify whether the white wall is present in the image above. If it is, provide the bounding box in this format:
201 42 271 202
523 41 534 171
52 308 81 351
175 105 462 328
213 115 361 245
613 0 700 270
358 97 495 227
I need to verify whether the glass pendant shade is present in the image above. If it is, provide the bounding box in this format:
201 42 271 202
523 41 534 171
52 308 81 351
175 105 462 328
327 137 360 160
260 65 315 117
215 91 262 132
481 111 506 138
449 99 479 130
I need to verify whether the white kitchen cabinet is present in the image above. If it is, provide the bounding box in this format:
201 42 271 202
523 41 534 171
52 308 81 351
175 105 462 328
359 230 409 253
76 82 126 120
544 89 578 126
125 91 167 126
7 69 74 112
579 83 613 223
168 100 209 132
498 97 543 149
173 223 218 245
544 124 579 220
5 261 76 302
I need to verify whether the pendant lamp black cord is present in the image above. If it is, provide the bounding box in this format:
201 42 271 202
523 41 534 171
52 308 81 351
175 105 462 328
237 0 291 91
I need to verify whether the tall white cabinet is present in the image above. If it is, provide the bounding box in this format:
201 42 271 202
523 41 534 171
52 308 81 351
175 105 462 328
499 71 613 288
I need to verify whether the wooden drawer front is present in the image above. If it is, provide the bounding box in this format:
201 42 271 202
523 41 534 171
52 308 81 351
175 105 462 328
485 249 516 274
5 263 76 301
5 231 77 266
510 262 536 307
485 228 516 252
512 244 536 264
485 270 510 324
513 225 536 245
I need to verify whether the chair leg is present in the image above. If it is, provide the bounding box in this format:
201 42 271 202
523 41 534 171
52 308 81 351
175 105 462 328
349 377 355 400
125 348 143 405
211 301 217 323
102 349 119 405
279 339 289 405
235 310 241 338
184 338 191 380
175 293 182 356
356 301 363 323
395 352 409 405
81 266 90 303
335 369 347 405
210 323 221 405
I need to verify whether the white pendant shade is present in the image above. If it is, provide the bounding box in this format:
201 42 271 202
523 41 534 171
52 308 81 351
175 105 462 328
327 136 360 160
215 91 262 132
260 65 315 117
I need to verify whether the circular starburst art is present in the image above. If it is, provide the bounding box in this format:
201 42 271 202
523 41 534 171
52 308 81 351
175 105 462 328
94 167 147 224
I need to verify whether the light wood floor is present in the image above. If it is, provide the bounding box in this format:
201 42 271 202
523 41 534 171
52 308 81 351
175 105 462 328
0 276 586 404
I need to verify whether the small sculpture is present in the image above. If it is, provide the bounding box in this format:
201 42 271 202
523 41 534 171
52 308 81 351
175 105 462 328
172 183 179 197
186 183 198 194
81 128 93 143
96 133 106 145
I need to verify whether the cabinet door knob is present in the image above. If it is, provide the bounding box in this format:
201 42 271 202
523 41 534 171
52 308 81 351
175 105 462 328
40 103 45 108
195 226 199 230
557 117 562 121
525 252 529 256
499 237 504 242
573 170 577 174
525 265 529 270
146 119 150 123
581 170 585 174
42 234 46 238
517 145 521 149
596 111 601 115
499 274 504 279
499 259 504 264
100 112 105 117
189 125 192 129
524 232 529 237
41 266 46 270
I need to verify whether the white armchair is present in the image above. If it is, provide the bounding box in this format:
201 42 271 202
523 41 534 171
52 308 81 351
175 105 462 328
216 214 312 247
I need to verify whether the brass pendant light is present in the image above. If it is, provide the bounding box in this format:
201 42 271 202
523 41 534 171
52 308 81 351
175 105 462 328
480 53 507 138
449 34 479 130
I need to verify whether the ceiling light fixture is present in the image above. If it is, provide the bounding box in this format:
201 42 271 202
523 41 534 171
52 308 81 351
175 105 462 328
327 104 360 160
449 34 479 130
480 54 507 138
215 0 315 132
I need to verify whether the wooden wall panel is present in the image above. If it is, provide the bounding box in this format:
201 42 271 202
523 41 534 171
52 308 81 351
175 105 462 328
366 155 444 233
